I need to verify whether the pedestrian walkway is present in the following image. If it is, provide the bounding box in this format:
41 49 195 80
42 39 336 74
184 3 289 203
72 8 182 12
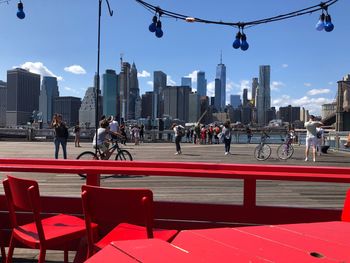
0 141 349 262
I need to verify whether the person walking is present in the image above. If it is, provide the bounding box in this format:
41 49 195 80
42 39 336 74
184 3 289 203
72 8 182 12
172 123 184 155
246 127 253 143
140 124 144 143
304 115 323 162
222 121 232 155
73 122 81 147
51 114 69 159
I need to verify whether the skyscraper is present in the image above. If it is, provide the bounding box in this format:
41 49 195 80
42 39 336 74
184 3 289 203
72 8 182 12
251 77 258 106
243 88 248 106
214 78 221 111
256 65 271 126
188 92 200 123
102 69 118 118
153 71 167 119
216 57 226 110
197 71 207 97
39 76 59 125
0 81 6 127
230 95 241 108
79 87 98 128
53 96 81 127
163 86 190 122
181 77 192 88
119 62 131 121
6 68 40 126
141 91 153 118
129 62 140 120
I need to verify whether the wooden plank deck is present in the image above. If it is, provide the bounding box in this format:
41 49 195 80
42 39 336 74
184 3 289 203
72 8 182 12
0 141 349 262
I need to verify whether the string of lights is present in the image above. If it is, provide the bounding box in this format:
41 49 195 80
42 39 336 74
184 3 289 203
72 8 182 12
135 0 339 51
0 0 25 19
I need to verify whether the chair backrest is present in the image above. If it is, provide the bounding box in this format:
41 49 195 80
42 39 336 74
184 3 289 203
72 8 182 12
3 175 45 240
81 185 154 236
342 189 350 222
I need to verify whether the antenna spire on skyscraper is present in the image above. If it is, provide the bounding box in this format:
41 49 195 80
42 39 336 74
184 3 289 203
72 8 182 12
220 50 223 64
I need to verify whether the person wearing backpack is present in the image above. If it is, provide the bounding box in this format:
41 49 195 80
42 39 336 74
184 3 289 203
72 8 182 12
172 123 184 155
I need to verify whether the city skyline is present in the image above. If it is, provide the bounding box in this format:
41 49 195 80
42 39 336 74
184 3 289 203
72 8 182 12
0 0 349 115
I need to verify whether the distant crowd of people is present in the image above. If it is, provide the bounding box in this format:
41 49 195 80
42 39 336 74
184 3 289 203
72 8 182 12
50 113 347 162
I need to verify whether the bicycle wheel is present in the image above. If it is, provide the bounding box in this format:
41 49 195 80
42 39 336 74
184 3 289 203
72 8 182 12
254 144 271 161
115 150 133 161
277 144 294 160
76 151 99 178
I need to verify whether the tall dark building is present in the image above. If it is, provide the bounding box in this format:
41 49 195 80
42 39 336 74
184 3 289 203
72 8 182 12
54 96 81 127
102 69 118 118
0 80 7 127
39 76 59 125
129 62 140 120
243 88 248 106
141 91 153 118
6 68 40 126
153 71 167 119
163 86 190 122
279 105 301 124
251 77 258 106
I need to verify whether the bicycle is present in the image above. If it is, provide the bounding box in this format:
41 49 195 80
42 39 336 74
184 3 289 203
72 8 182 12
254 133 271 161
76 136 133 178
276 137 294 160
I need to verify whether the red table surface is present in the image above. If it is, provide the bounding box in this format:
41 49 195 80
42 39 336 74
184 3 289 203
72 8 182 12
84 244 136 263
172 221 350 262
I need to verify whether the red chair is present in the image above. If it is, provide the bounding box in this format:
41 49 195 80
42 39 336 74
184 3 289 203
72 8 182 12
3 175 88 263
81 185 178 258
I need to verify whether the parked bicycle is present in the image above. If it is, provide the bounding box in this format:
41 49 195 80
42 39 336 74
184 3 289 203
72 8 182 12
254 132 271 161
276 136 294 160
76 136 133 178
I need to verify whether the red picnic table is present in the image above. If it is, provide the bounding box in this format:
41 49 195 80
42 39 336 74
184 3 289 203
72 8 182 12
85 221 350 262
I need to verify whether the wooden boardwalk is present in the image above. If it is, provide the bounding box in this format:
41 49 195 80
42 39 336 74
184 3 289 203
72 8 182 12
0 140 349 262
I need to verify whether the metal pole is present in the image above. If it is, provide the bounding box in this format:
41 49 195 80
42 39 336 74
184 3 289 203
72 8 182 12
95 0 102 155
95 0 113 155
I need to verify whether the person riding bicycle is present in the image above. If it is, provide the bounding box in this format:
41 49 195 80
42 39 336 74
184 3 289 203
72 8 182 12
92 119 122 159
261 129 270 141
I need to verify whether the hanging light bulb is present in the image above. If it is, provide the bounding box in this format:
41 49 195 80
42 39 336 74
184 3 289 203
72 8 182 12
149 15 157 33
155 20 163 38
17 0 25 19
232 31 242 49
315 13 325 31
240 33 249 51
324 14 334 32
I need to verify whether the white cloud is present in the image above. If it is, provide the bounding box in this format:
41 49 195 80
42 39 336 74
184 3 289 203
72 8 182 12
137 70 150 78
16 61 63 81
273 95 333 115
185 70 199 83
64 65 86 75
307 89 330 96
167 76 176 86
282 64 288 68
147 81 153 86
207 81 215 97
271 81 285 91
304 83 312 87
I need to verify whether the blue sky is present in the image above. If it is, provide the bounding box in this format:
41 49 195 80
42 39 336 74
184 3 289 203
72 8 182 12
0 0 349 115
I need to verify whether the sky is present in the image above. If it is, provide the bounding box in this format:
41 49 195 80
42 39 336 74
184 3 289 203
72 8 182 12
0 0 349 115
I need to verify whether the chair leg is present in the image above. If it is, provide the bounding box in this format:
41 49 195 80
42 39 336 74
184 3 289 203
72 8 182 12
6 235 16 263
64 249 68 263
38 248 46 263
1 246 6 263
